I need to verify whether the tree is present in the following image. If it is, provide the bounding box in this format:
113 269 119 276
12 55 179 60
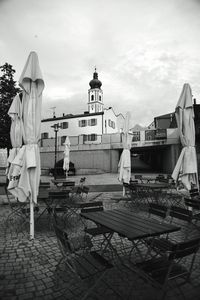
0 63 20 149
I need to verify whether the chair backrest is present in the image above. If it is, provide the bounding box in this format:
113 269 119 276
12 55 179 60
189 188 199 199
129 180 138 186
123 182 137 193
149 203 168 219
53 223 93 253
156 174 164 180
72 186 89 200
135 175 143 182
169 205 193 222
82 186 89 194
53 223 72 254
81 201 104 213
169 238 200 260
38 188 49 200
123 182 130 188
62 181 75 187
156 174 168 183
75 186 83 195
49 190 69 198
80 177 86 184
184 197 200 210
39 182 50 189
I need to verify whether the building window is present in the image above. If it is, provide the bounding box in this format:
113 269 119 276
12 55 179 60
108 119 115 129
83 134 88 142
145 130 156 141
91 95 94 101
132 132 140 141
60 122 68 129
99 95 101 101
88 134 97 141
83 134 97 142
41 132 49 139
88 118 97 126
79 120 87 127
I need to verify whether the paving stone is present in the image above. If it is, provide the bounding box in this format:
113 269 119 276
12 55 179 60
1 186 200 300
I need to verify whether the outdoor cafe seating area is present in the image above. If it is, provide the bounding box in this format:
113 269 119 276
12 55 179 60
1 173 200 299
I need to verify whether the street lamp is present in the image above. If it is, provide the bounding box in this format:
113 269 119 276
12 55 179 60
51 123 62 180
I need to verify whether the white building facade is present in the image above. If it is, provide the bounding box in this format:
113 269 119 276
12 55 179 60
41 69 124 143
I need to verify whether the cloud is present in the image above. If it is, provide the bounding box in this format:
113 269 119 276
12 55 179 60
1 0 200 128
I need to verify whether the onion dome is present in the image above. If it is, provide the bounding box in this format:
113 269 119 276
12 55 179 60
89 68 102 89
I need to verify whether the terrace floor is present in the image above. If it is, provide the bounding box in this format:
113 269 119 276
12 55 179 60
0 174 200 300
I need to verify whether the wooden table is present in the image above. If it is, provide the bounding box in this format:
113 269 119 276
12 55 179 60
51 179 75 188
81 209 180 262
134 183 169 189
81 209 180 241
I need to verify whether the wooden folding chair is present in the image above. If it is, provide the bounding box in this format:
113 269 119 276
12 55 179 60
0 182 39 233
122 182 141 210
80 201 114 256
128 203 169 260
134 237 200 300
36 188 50 221
134 174 144 183
57 186 90 223
145 205 195 256
155 174 165 182
53 223 121 300
184 197 200 229
148 203 168 221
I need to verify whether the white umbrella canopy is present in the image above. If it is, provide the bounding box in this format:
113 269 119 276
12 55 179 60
63 136 70 177
172 83 199 191
118 112 132 194
6 93 23 179
7 51 44 239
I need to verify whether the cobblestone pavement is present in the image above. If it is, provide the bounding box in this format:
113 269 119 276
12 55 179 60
0 186 200 299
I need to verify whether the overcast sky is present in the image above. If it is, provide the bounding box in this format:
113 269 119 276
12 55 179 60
1 0 200 127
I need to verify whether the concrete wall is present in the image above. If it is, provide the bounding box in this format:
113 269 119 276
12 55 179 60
40 130 181 174
158 144 180 174
40 143 180 174
40 148 120 173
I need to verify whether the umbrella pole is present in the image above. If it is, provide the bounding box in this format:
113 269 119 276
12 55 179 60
30 200 34 240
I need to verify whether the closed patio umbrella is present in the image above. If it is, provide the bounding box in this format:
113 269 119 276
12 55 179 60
118 112 132 195
63 136 70 177
7 51 44 239
6 93 23 179
172 83 198 191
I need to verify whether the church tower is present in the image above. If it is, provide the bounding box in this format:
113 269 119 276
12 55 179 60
88 68 103 113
